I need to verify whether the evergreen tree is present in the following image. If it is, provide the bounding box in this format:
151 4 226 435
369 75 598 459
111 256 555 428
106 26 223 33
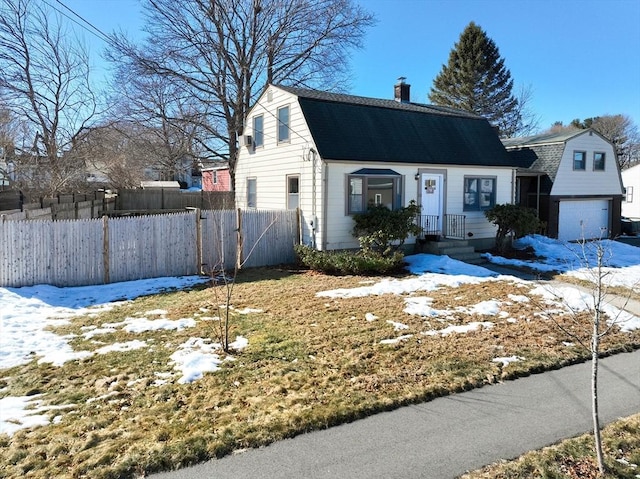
429 22 519 137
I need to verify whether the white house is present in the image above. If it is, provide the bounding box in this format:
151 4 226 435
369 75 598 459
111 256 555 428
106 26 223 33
621 163 640 220
503 130 624 241
235 80 518 252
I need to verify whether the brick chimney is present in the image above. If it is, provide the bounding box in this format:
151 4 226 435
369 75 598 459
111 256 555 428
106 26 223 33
394 77 410 103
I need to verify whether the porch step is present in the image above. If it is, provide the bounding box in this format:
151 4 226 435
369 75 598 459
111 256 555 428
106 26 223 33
414 239 484 265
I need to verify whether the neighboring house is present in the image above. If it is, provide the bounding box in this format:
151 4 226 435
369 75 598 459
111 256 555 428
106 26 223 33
503 130 624 241
235 80 517 251
140 180 181 189
202 163 232 192
621 163 640 219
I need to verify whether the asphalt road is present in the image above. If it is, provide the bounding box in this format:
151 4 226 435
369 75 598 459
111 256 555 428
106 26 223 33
151 349 640 479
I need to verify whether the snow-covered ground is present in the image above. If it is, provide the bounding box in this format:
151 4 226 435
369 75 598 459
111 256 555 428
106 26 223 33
1 236 639 436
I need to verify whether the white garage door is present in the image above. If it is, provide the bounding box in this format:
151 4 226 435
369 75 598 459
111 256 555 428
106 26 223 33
558 199 609 241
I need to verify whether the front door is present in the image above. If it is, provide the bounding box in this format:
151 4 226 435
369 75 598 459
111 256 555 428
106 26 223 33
420 173 444 236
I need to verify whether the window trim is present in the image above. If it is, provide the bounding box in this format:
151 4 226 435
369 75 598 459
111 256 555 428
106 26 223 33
463 176 496 212
277 105 290 143
246 177 257 208
253 114 264 148
346 170 403 215
626 185 634 203
593 151 605 171
573 150 586 170
286 174 300 210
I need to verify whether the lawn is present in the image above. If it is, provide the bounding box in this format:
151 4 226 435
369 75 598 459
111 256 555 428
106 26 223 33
1 246 639 479
461 413 640 479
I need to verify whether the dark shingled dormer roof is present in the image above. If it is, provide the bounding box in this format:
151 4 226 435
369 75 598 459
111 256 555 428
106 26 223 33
275 85 512 167
502 130 590 182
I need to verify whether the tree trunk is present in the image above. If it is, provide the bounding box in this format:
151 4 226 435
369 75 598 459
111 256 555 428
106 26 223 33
591 333 605 475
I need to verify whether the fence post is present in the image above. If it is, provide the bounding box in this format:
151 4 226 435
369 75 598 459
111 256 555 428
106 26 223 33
191 208 203 275
236 208 243 270
103 215 110 284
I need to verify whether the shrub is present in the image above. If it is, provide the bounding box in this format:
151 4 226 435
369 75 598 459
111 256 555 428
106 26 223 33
351 201 422 256
484 203 545 252
294 244 404 275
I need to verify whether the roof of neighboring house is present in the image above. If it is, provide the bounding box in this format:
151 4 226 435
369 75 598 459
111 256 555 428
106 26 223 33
502 129 597 182
275 85 513 167
501 130 587 148
140 181 181 189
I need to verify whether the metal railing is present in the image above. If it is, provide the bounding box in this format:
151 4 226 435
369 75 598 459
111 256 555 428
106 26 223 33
444 214 466 240
418 214 441 238
416 214 466 240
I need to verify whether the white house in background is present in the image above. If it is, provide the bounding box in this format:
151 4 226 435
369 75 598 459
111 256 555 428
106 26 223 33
621 163 640 220
503 130 624 241
234 80 517 251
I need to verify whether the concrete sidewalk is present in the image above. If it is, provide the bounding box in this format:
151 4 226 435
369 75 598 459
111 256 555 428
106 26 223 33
151 350 640 479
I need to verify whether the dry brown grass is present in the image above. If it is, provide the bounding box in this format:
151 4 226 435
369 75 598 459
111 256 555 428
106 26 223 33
460 414 640 479
1 267 639 478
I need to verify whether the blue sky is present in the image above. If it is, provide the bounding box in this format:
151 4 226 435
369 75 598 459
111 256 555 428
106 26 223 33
65 0 640 132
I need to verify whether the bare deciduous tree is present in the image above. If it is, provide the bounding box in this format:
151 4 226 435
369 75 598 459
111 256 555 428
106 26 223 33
500 84 542 138
73 122 153 190
0 0 97 197
549 115 639 170
585 115 639 170
536 239 637 475
107 0 375 188
107 70 206 184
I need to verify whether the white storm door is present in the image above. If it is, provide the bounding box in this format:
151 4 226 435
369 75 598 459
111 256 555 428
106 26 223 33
420 173 444 235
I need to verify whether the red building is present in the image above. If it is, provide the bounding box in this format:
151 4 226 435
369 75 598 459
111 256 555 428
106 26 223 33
202 165 232 192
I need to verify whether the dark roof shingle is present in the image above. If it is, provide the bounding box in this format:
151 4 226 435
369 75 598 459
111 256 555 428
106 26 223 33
275 85 512 168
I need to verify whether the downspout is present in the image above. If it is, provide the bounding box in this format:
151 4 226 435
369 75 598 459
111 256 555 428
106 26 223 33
321 161 328 251
536 173 541 216
310 148 317 249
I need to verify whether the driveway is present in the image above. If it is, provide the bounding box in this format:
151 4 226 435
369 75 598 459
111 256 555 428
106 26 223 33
150 349 640 479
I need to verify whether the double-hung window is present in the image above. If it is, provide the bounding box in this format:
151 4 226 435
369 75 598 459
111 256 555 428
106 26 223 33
287 175 299 209
573 151 586 170
626 186 634 203
247 178 257 208
593 152 605 171
347 169 402 214
463 176 496 211
253 115 264 148
277 106 290 143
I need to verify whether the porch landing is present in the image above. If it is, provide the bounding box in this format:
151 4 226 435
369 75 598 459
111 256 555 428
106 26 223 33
414 239 484 265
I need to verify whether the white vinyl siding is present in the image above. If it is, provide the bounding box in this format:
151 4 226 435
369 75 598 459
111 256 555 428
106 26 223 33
235 85 517 251
621 164 640 218
551 133 623 196
235 86 319 246
323 163 513 250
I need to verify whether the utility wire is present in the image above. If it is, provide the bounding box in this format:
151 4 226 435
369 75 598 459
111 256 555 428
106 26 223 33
39 0 117 47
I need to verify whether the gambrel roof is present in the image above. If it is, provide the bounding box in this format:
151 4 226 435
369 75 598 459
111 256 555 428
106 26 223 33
275 85 513 167
502 129 608 182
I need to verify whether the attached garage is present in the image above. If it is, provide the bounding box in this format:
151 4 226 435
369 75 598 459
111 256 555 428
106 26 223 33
558 199 610 241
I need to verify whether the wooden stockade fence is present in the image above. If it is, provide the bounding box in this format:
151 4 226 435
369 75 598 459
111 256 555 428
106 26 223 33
115 189 235 211
0 209 300 288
